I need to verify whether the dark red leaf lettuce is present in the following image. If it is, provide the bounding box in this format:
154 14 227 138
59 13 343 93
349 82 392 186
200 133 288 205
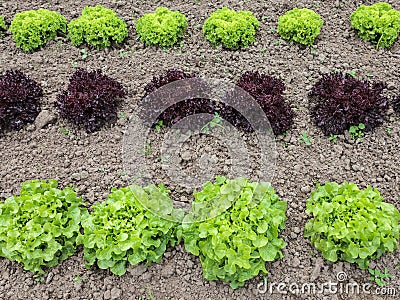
56 68 125 133
235 71 295 135
309 72 389 135
0 70 42 131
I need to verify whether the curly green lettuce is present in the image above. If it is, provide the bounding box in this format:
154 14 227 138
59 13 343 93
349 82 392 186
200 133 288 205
9 9 67 52
350 2 400 49
77 185 183 275
68 5 128 49
203 7 259 49
0 180 88 273
182 177 287 289
305 182 400 269
278 8 323 46
136 7 187 47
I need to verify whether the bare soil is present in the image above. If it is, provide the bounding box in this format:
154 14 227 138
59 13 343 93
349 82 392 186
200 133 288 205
0 0 399 299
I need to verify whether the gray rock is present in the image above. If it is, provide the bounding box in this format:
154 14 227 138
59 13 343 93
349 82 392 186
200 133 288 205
103 290 111 300
34 110 57 129
128 264 147 277
292 257 301 268
110 287 121 299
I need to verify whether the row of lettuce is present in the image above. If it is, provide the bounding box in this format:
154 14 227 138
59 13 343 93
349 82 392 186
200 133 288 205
0 67 399 139
0 177 399 289
0 2 399 51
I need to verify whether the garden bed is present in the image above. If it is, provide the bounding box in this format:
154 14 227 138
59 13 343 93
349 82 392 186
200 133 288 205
0 0 399 299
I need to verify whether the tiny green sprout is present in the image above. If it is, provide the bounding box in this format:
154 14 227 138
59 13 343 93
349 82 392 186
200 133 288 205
386 128 391 135
313 3 318 8
157 155 170 163
145 142 152 155
73 274 86 283
34 274 45 283
119 50 126 58
120 171 127 176
80 49 88 60
262 16 268 21
260 47 267 53
368 268 392 287
59 126 70 135
179 40 184 48
366 73 374 77
328 133 338 143
195 0 200 4
201 112 225 133
71 61 78 67
349 123 365 140
298 132 312 146
119 112 127 119
274 40 282 45
99 167 106 173
348 70 356 78
308 76 314 81
284 142 290 147
269 26 275 32
294 107 306 111
310 47 317 55
148 288 155 300
155 120 164 131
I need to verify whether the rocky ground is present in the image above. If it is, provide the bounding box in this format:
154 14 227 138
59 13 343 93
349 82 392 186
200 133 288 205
0 0 399 299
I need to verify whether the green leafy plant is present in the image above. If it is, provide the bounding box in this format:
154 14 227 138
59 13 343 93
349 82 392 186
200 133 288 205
77 185 183 275
0 180 88 274
203 7 260 50
368 267 392 287
136 7 187 48
350 2 400 49
349 123 365 140
80 49 88 60
154 120 164 131
181 176 287 289
328 133 338 143
304 182 400 269
277 8 323 46
201 112 225 133
9 9 67 52
298 132 312 145
0 16 6 37
68 5 128 49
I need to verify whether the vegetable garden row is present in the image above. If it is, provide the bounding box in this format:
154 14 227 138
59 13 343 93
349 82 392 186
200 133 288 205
1 67 399 138
0 3 399 51
1 177 399 289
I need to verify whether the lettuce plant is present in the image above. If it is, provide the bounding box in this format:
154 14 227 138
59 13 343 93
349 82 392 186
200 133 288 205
350 2 400 49
77 185 182 276
136 7 187 47
141 68 215 128
235 71 294 135
0 16 6 37
182 177 287 289
9 9 67 52
0 70 42 131
278 8 323 46
304 182 400 269
56 68 125 133
0 180 88 274
309 72 389 136
203 7 259 49
68 5 128 49
393 94 400 113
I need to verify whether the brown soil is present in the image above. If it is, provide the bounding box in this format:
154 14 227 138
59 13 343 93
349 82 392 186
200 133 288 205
0 0 399 299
